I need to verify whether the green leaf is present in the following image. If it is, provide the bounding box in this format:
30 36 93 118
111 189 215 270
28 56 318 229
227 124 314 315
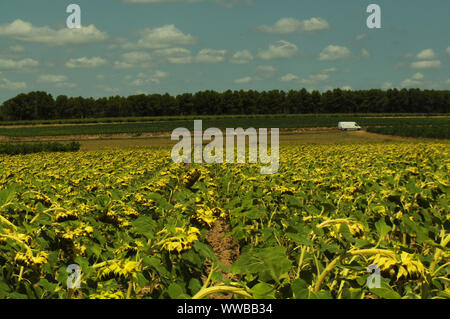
291 279 309 299
142 256 169 277
7 292 28 299
286 232 313 247
231 246 292 283
370 279 401 299
251 282 275 299
132 216 155 239
193 241 219 264
285 195 303 208
339 223 355 243
134 273 149 288
309 290 332 299
38 279 58 293
242 208 266 219
188 278 202 295
375 219 391 240
168 283 185 299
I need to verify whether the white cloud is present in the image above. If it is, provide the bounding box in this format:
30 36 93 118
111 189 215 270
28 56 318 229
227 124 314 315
411 60 441 69
195 49 227 63
234 76 253 84
66 57 107 69
257 40 298 60
321 67 337 74
381 82 393 89
257 17 329 34
308 73 329 82
361 48 371 59
9 45 25 53
279 73 299 82
114 51 153 69
447 47 450 55
230 50 253 64
0 19 108 46
0 78 27 90
0 58 39 70
37 74 76 88
416 49 436 60
411 72 424 80
341 85 352 91
129 70 169 86
38 74 68 82
318 45 352 61
154 47 193 64
255 65 277 78
134 24 196 49
401 73 424 88
279 70 330 85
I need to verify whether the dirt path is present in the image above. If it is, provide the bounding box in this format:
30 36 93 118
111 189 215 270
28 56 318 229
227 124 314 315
203 216 240 299
206 218 240 269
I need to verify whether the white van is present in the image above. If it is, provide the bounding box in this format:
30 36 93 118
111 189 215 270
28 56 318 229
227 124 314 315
338 122 362 131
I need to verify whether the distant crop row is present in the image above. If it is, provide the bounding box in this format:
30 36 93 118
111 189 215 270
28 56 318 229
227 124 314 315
367 125 450 139
0 115 449 138
0 113 447 126
0 142 80 155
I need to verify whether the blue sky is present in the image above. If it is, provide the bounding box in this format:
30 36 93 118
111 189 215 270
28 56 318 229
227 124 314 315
0 0 449 103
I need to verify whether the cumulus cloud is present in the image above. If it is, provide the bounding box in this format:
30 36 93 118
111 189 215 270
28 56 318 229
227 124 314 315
318 45 352 61
154 47 193 64
234 76 253 84
119 24 196 49
66 57 107 68
0 19 108 46
381 82 393 90
401 72 424 88
0 58 39 70
361 48 371 59
279 70 330 85
279 73 299 82
321 67 337 73
129 71 169 86
257 40 298 60
9 45 25 53
355 33 366 41
341 85 352 91
416 49 436 60
230 50 253 64
411 60 441 69
0 78 27 90
255 65 277 78
37 74 76 88
195 49 227 63
257 17 329 34
114 51 153 69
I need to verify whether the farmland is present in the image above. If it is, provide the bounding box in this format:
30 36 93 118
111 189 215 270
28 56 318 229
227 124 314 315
0 143 448 299
0 114 449 139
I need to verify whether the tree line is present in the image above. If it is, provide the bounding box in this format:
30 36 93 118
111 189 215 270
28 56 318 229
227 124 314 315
0 88 448 121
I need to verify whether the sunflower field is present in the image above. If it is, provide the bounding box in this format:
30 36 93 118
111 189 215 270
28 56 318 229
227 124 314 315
0 142 448 299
